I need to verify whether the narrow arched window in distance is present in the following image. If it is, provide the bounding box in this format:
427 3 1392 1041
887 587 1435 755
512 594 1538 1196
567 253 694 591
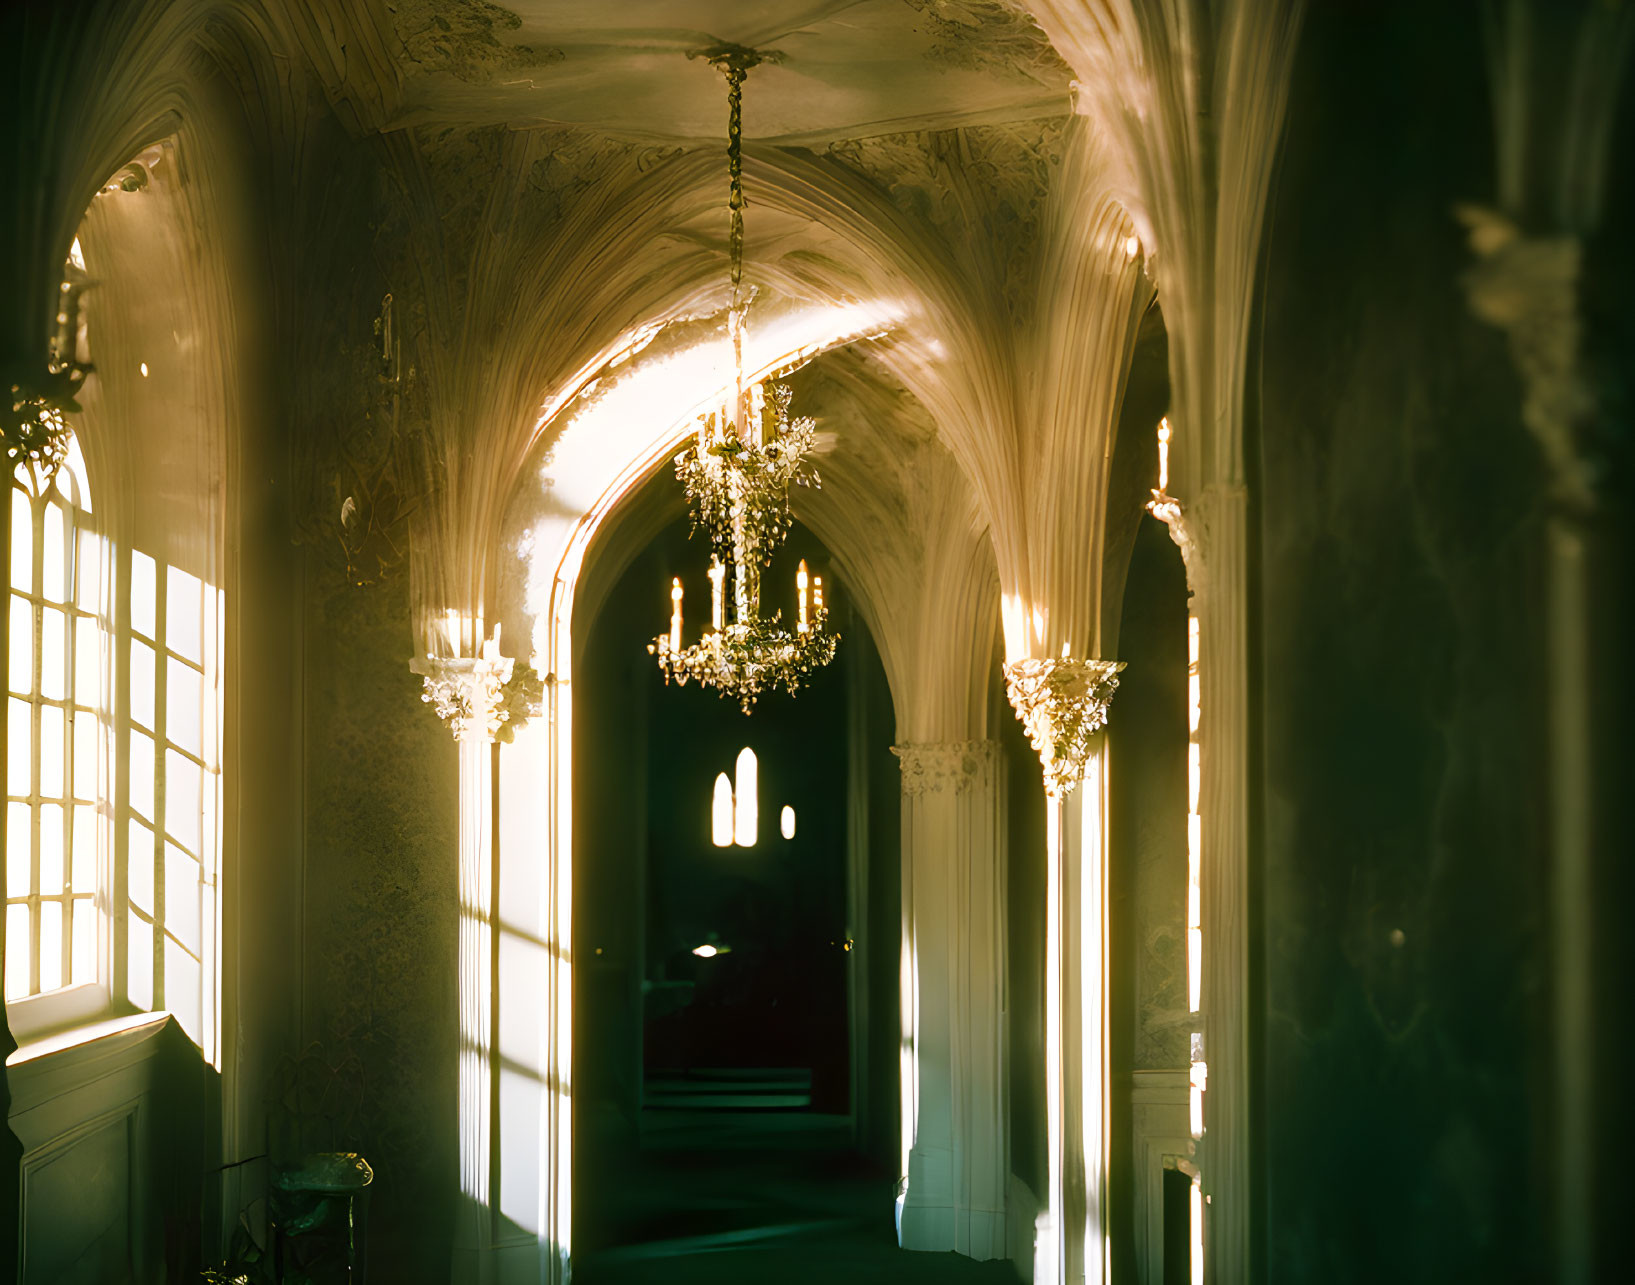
6 434 103 1002
780 805 795 840
711 772 734 847
733 747 757 848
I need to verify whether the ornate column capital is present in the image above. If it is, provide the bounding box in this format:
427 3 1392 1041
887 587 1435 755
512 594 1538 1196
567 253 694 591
1003 658 1124 797
1456 204 1596 513
891 740 998 796
411 620 546 744
412 653 514 743
1147 480 1250 599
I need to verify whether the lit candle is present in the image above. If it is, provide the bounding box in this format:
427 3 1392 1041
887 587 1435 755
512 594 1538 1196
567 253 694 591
670 577 683 653
1157 417 1171 492
709 558 725 631
797 560 809 633
812 574 824 615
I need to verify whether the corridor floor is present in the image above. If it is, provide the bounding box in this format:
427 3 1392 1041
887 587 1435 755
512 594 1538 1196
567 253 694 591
573 1100 1017 1284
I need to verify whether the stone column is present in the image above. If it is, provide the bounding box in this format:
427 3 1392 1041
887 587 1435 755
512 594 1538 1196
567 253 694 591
1459 207 1614 1285
412 644 513 1281
1004 659 1122 1285
892 739 1008 1260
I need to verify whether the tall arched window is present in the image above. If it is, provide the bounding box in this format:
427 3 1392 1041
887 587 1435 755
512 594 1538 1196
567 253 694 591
6 437 104 1005
124 545 219 1051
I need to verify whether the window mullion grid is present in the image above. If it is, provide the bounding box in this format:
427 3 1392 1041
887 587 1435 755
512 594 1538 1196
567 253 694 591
28 487 43 998
112 537 131 1006
204 581 221 1062
1 490 8 1000
57 490 74 990
151 563 167 1013
69 504 101 990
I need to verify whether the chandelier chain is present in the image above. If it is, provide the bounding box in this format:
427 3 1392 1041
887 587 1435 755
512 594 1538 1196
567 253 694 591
653 47 839 712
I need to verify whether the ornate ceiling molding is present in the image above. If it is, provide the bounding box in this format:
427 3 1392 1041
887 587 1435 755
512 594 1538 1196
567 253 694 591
823 116 1067 321
393 0 561 86
903 0 1073 86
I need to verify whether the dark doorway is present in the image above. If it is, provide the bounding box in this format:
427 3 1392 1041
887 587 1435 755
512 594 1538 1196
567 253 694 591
639 520 852 1123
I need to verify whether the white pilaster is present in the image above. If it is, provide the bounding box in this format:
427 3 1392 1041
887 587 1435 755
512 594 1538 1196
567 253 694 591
892 740 1008 1260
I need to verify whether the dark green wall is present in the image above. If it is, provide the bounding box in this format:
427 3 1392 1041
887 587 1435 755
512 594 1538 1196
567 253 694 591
1254 4 1557 1279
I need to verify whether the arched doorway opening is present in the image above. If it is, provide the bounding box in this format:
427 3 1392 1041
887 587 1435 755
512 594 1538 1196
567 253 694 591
569 493 909 1275
485 298 944 1278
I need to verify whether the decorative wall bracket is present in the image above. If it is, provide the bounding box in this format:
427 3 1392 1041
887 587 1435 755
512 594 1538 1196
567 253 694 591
891 740 998 796
1003 657 1124 796
4 362 89 483
296 292 421 588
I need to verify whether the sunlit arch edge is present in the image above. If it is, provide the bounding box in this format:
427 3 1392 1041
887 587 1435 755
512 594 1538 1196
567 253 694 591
482 298 948 1281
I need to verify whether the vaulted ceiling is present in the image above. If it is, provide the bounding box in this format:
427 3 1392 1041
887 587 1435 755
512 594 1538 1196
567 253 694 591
384 0 1072 141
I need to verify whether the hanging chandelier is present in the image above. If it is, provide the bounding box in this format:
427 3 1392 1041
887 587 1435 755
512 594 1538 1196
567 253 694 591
649 46 839 712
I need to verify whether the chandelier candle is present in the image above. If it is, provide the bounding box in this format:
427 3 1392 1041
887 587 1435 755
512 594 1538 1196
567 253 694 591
709 558 725 631
798 560 810 632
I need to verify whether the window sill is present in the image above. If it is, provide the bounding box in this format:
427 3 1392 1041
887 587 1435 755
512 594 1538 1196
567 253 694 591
5 1008 173 1120
5 982 113 1046
4 1000 172 1131
8 1007 167 1068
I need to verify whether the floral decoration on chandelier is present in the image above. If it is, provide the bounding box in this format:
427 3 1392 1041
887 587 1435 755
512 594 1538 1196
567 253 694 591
648 44 839 712
674 382 815 561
